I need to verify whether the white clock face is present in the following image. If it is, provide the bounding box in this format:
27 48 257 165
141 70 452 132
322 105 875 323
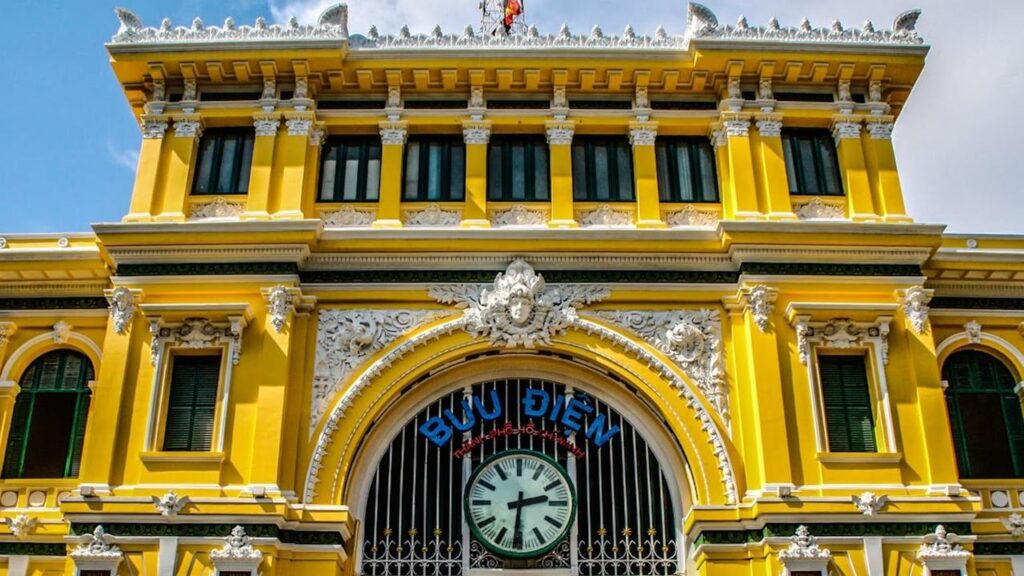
465 450 575 558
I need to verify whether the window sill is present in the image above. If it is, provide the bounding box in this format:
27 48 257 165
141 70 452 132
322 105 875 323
817 452 902 464
140 451 226 464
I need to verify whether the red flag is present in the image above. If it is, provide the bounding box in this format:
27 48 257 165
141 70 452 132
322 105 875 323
504 0 522 27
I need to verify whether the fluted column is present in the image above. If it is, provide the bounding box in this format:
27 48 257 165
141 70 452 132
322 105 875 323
462 120 492 228
546 120 577 228
629 121 665 228
374 121 408 228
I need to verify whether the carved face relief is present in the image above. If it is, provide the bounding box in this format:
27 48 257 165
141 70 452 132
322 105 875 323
508 295 534 326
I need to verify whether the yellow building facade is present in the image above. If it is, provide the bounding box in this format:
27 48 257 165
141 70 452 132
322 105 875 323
0 2 1023 575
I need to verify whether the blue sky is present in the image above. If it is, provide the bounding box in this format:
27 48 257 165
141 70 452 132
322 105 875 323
0 0 1020 233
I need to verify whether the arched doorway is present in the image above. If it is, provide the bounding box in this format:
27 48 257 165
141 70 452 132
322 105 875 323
352 359 688 576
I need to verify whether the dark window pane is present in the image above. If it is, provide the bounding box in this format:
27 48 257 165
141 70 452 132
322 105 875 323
163 355 221 452
819 355 876 453
403 137 465 202
655 138 719 203
572 137 635 202
192 129 255 195
318 138 384 202
783 129 844 196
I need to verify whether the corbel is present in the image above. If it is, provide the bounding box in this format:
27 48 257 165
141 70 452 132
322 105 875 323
0 322 17 371
327 71 344 92
731 285 778 332
866 65 890 115
606 69 623 92
782 62 802 84
524 69 540 91
356 69 375 91
756 62 776 112
104 287 144 336
232 61 254 83
809 62 829 84
497 69 514 91
179 63 200 113
578 69 596 92
261 286 315 334
413 69 430 91
682 70 699 93
385 69 403 89
291 60 313 112
441 69 458 91
145 65 168 115
836 63 856 113
722 61 744 113
207 62 226 83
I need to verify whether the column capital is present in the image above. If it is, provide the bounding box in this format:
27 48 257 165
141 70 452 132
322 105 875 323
628 121 658 147
831 114 863 142
284 113 315 137
755 113 784 138
462 120 492 145
708 124 727 148
253 113 281 137
866 115 895 140
720 112 751 137
140 115 170 140
545 120 575 145
172 115 203 139
379 121 408 146
309 122 327 147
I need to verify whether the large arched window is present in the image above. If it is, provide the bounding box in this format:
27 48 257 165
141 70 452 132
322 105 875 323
942 349 1024 478
2 350 94 478
360 378 681 576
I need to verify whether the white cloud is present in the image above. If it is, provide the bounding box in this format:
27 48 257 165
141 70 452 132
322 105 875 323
107 140 139 173
268 0 1024 233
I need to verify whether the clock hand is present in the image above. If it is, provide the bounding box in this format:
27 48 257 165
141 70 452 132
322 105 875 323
512 491 524 549
507 494 549 509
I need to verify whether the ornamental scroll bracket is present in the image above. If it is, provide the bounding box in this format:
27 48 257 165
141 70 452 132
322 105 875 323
261 286 314 334
105 287 143 335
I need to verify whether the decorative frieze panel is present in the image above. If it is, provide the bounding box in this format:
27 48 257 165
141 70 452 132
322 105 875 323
404 204 462 227
188 197 245 221
312 309 444 432
795 317 890 366
794 197 846 220
591 309 728 419
150 317 245 367
490 205 548 227
665 206 719 228
321 206 375 227
578 204 633 227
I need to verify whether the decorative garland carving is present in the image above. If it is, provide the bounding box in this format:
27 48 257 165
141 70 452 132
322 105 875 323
666 206 719 228
591 310 727 419
152 491 189 517
852 492 889 516
312 309 444 433
794 197 846 220
322 206 375 227
578 205 632 227
188 197 245 220
491 205 548 227
428 259 610 349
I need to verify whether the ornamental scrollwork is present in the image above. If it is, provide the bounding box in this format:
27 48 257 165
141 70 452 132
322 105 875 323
743 285 776 332
152 491 190 517
666 206 719 228
150 317 245 366
404 204 461 227
578 205 632 227
900 286 933 335
265 287 293 333
312 309 444 432
592 310 728 419
795 317 891 366
107 287 137 335
852 491 889 516
491 205 547 227
778 525 831 562
111 6 348 44
4 514 37 538
429 259 610 349
794 197 846 220
1003 513 1024 538
211 525 263 562
917 525 970 565
322 206 375 227
71 526 122 559
188 197 245 220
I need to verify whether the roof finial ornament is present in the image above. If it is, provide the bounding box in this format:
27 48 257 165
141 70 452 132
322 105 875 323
767 16 780 31
863 20 876 33
800 17 812 32
736 16 749 31
893 9 922 34
686 2 719 36
114 8 143 35
831 20 844 34
317 4 348 30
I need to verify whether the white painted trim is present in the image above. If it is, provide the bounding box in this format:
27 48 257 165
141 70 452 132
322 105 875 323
936 331 1024 371
7 556 28 576
864 537 884 576
157 536 178 576
1011 556 1024 576
0 330 103 382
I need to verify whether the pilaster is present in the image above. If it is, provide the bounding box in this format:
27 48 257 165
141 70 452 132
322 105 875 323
720 113 761 220
0 380 21 472
0 322 17 373
155 115 203 221
629 121 665 228
546 120 577 228
273 113 316 219
374 121 408 228
244 113 281 220
832 115 879 221
754 114 796 220
462 120 492 228
125 115 169 222
865 116 911 222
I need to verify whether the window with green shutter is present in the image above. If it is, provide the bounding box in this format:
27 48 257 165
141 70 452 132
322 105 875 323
782 129 844 196
572 137 635 202
2 350 93 478
942 350 1024 478
162 355 221 452
818 355 877 452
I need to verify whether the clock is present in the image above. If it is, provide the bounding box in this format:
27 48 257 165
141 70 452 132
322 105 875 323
465 450 576 558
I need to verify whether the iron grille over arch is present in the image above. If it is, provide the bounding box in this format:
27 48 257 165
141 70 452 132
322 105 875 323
359 377 681 576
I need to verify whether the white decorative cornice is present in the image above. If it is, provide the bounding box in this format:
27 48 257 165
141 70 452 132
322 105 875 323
173 117 203 139
312 309 444 431
321 206 375 227
852 491 889 516
832 116 862 141
491 205 548 227
253 115 280 137
350 23 687 50
755 114 783 138
429 259 610 349
687 3 923 45
579 204 632 227
1002 513 1024 538
52 321 72 344
898 286 933 335
628 122 658 147
286 117 313 136
964 320 983 344
545 120 574 145
379 121 408 146
111 5 348 45
592 309 728 419
106 287 138 335
666 206 719 228
794 197 846 220
404 204 461 227
150 317 246 367
188 197 245 220
795 316 891 366
462 121 492 145
152 490 189 517
738 285 777 332
141 118 169 139
4 514 37 538
917 525 970 572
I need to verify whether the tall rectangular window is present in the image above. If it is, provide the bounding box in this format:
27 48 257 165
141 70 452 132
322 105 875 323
163 355 221 452
782 129 843 196
487 136 550 201
818 355 877 452
655 138 719 202
403 137 465 201
192 129 255 195
572 137 635 202
319 137 382 202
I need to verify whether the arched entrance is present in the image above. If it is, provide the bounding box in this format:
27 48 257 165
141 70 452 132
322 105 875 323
348 355 690 576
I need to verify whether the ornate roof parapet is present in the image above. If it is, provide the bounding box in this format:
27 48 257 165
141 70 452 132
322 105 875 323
348 23 686 50
686 3 924 46
110 5 348 45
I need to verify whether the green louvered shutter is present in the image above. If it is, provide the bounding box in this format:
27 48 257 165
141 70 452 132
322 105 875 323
2 399 31 477
162 355 221 452
819 355 877 452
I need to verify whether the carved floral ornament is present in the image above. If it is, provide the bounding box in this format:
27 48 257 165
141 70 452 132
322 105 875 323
188 197 245 220
898 286 933 335
210 525 263 575
321 206 375 227
778 525 831 574
795 316 891 366
491 204 548 227
739 285 776 333
149 317 246 367
852 491 889 516
666 206 719 228
4 513 37 538
794 197 846 221
152 490 190 516
106 287 139 335
404 204 462 227
1003 513 1024 538
917 525 971 573
305 259 738 505
70 525 123 574
578 204 632 227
